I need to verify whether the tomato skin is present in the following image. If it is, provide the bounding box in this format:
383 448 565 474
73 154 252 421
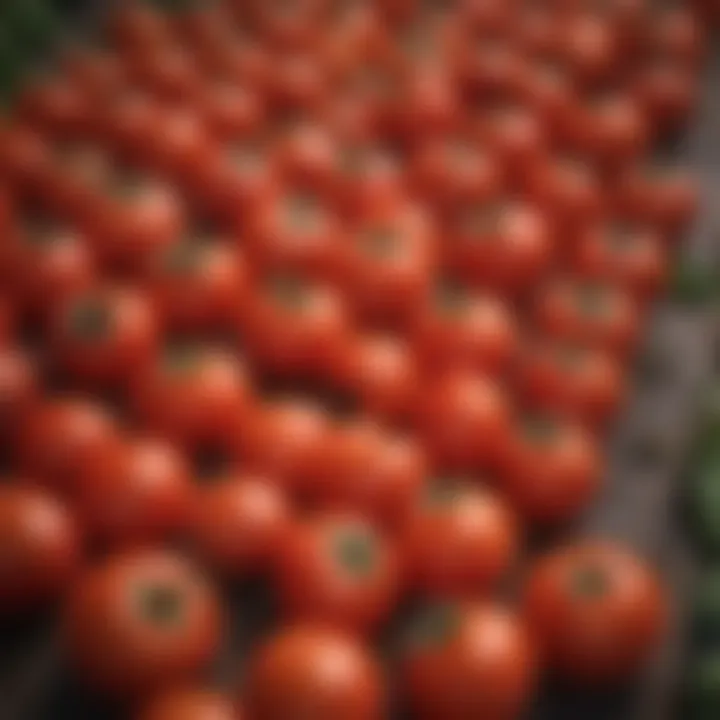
535 279 642 357
127 44 204 104
0 347 39 443
274 514 400 635
108 2 175 53
61 47 128 104
192 473 289 578
498 416 602 526
518 61 577 136
401 481 518 597
66 550 223 698
401 602 538 720
146 237 249 333
273 121 340 192
50 286 159 388
250 0 326 51
559 14 618 87
454 37 529 99
136 689 241 720
245 625 385 720
266 53 328 113
132 345 252 450
516 6 564 57
647 7 706 69
523 542 667 684
416 371 512 472
0 486 81 614
75 437 194 551
199 82 265 143
0 123 53 190
444 199 553 294
0 297 13 346
16 77 92 139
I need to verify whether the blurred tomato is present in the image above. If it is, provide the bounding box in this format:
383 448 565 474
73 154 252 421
128 44 204 104
16 76 91 139
108 1 175 53
137 689 241 720
61 47 128 104
0 347 39 442
199 81 265 142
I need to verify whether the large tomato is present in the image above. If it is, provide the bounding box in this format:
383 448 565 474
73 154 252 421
558 13 619 87
0 346 39 442
523 541 667 683
245 625 385 720
137 689 241 720
65 550 223 697
0 485 80 614
401 480 518 596
400 601 538 720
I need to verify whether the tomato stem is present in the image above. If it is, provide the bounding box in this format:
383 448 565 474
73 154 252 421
334 527 376 578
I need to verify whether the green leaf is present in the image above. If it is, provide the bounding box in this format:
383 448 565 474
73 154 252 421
671 260 719 307
684 653 720 719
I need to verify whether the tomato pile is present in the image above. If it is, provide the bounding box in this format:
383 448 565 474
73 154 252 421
0 0 706 718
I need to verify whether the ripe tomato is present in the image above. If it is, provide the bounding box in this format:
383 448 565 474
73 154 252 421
0 346 39 443
401 480 518 596
534 278 641 357
275 514 400 634
17 397 121 497
146 237 249 333
417 371 512 472
137 689 241 720
250 0 325 50
66 550 223 697
132 344 252 449
199 81 265 142
265 53 327 113
61 47 128 104
0 296 13 346
411 282 518 375
559 13 618 87
0 122 53 190
340 203 436 327
332 332 420 422
518 60 577 137
647 7 706 69
75 437 194 551
245 625 385 720
238 272 351 380
171 0 238 51
128 44 204 104
516 339 627 427
108 1 175 53
498 415 602 526
516 5 564 57
0 486 81 614
237 398 331 496
50 286 159 388
523 541 667 683
572 221 668 298
454 36 529 99
248 188 343 279
192 472 289 578
207 33 273 90
444 198 553 293
16 76 91 139
400 601 537 720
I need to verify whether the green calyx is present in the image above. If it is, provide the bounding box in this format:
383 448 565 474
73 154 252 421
68 298 111 343
362 227 398 258
333 527 377 578
135 582 186 628
405 602 461 650
570 565 610 600
522 415 560 444
268 274 309 311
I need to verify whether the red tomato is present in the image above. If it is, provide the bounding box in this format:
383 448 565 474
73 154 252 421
454 36 529 99
0 486 81 614
416 371 512 472
459 0 516 34
0 122 52 189
137 689 241 720
207 33 273 90
50 286 159 388
523 541 667 683
245 625 385 720
192 473 289 578
534 279 641 357
128 44 204 104
444 199 553 293
238 272 351 380
401 480 518 596
66 550 223 697
16 76 91 139
572 221 668 298
171 0 238 50
518 60 577 136
498 415 602 526
400 602 538 720
17 397 121 497
0 347 38 443
646 7 706 69
273 121 340 191
146 236 250 332
132 344 252 449
61 47 128 104
199 81 265 142
0 296 13 346
516 339 627 426
411 282 518 375
340 203 436 326
516 5 564 56
251 0 326 50
108 2 175 52
559 13 618 87
266 53 327 113
75 437 194 550
275 514 400 634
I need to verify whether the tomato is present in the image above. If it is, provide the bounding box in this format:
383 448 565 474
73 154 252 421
199 81 265 143
108 2 175 53
0 349 37 448
146 238 249 333
61 47 128 104
245 625 385 720
171 0 238 51
518 60 577 136
207 33 273 90
132 344 252 449
237 397 331 496
0 486 80 614
66 550 223 697
275 513 400 634
16 76 91 139
137 689 241 720
400 601 537 720
444 198 553 293
534 278 641 357
409 135 503 211
128 44 204 104
50 286 159 388
559 13 618 87
251 0 326 50
340 203 436 327
238 272 351 380
615 162 698 237
401 480 518 596
498 415 602 526
516 339 626 426
75 437 194 551
82 170 186 272
0 296 13 346
333 332 420 422
459 0 515 35
416 371 512 472
647 7 706 69
192 472 289 578
523 541 667 684
572 221 667 298
273 120 340 191
266 53 327 113
17 397 121 497
516 5 564 57
454 36 529 99
0 122 52 189
411 282 518 375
